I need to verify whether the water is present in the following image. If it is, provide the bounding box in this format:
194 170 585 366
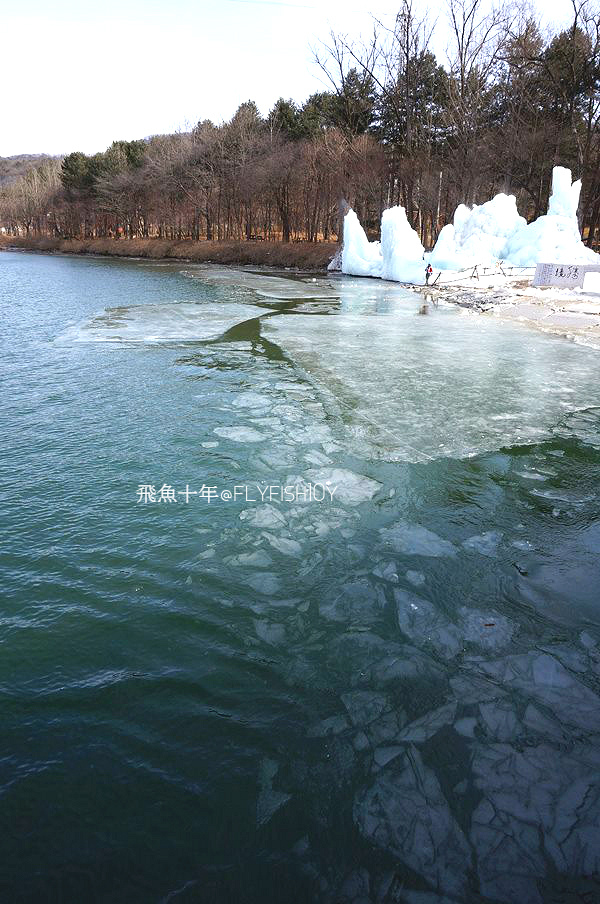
1 250 600 904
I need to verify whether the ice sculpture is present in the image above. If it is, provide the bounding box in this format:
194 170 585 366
429 193 526 270
380 206 426 283
338 166 599 283
503 166 599 266
341 209 383 277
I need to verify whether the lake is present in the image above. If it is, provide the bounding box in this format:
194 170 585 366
1 249 600 903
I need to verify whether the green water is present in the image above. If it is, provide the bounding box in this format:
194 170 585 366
2 250 600 904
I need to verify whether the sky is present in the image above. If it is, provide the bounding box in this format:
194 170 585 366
1 0 576 157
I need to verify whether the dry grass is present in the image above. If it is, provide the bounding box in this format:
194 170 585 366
0 235 338 271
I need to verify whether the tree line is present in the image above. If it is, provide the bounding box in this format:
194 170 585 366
2 0 600 249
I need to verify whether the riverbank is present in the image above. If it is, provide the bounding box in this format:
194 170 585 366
414 269 600 349
0 235 338 270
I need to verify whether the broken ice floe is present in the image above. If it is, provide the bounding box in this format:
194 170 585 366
470 740 600 901
354 746 472 896
319 579 386 624
395 702 457 744
476 651 600 731
458 607 514 651
341 690 391 728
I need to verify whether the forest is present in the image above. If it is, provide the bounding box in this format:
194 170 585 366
2 0 600 249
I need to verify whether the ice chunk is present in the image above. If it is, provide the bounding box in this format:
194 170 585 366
367 709 407 746
454 717 478 738
341 209 383 278
395 589 462 658
254 619 286 645
370 644 445 685
580 631 598 650
449 673 508 704
462 531 501 556
538 643 589 674
231 391 272 409
228 550 273 568
304 468 381 506
372 561 399 583
354 747 472 895
396 702 457 743
262 533 302 557
341 691 390 727
458 607 514 651
320 579 385 624
213 426 265 442
353 731 370 752
256 759 291 826
240 504 286 528
406 570 425 587
381 523 456 557
246 573 281 595
307 714 349 738
523 704 564 741
373 746 403 768
478 701 519 742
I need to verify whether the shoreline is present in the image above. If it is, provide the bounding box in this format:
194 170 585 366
5 236 600 348
413 279 600 349
0 235 337 272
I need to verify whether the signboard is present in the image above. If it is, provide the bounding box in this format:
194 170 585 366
532 263 586 288
533 262 600 288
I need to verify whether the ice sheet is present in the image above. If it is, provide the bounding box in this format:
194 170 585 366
184 266 340 300
60 301 274 343
264 307 600 461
